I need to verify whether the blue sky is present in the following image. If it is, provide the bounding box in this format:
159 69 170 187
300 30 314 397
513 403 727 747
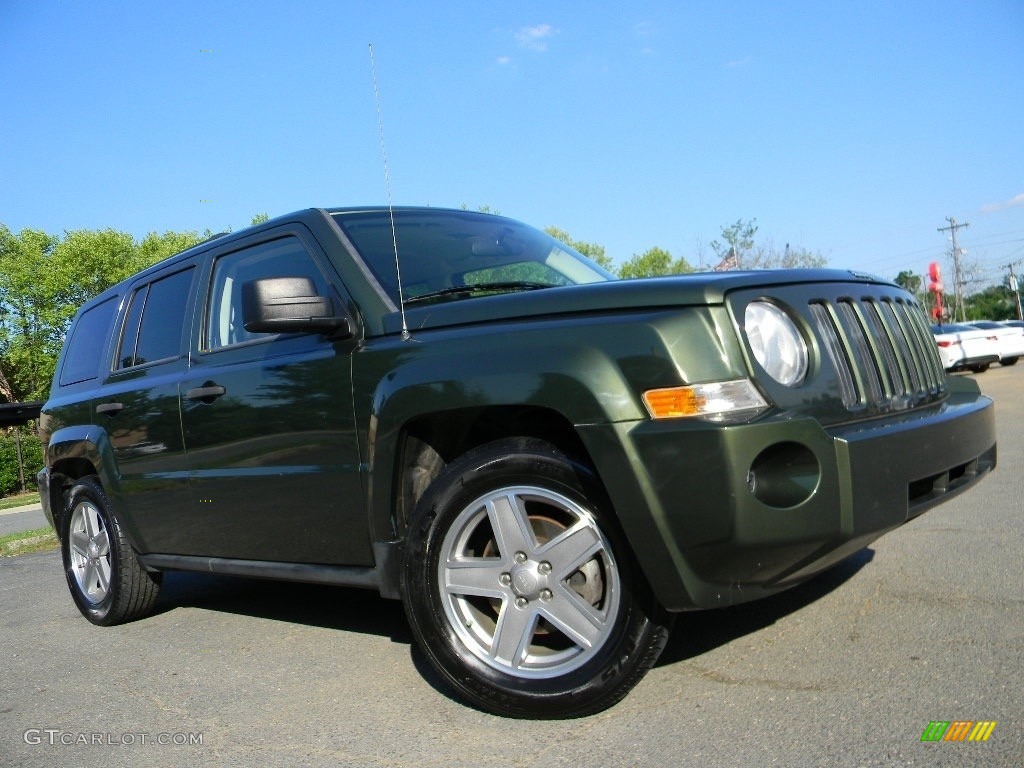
2 1 1022 288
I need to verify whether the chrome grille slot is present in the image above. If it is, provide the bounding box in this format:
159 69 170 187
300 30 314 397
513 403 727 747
880 300 924 395
809 302 859 408
860 301 903 397
900 299 947 390
836 300 884 407
809 295 946 412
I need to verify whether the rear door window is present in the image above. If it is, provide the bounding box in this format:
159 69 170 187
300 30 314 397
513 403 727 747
115 267 195 369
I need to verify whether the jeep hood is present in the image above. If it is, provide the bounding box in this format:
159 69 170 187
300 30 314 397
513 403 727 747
379 269 893 336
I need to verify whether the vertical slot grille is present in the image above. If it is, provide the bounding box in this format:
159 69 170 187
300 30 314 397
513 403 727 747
810 296 946 411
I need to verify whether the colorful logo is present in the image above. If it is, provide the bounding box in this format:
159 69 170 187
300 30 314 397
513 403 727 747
920 721 997 742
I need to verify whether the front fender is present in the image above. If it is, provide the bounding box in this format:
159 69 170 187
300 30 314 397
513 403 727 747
354 308 742 547
357 341 633 543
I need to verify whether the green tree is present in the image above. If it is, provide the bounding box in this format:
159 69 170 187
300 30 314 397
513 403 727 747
619 247 694 278
710 218 758 269
251 212 270 226
0 226 58 401
708 220 825 270
894 270 922 295
543 226 615 272
139 230 206 264
964 285 1016 321
46 229 142 313
0 427 43 496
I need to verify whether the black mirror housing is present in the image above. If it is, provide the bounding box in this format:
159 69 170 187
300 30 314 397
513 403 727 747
242 277 352 338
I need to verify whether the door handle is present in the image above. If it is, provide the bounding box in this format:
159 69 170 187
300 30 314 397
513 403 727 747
96 402 124 415
185 384 226 402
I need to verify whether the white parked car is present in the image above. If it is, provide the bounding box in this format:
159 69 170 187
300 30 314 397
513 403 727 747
966 321 1024 366
930 323 1001 373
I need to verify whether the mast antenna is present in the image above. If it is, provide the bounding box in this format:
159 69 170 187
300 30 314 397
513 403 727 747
369 43 410 340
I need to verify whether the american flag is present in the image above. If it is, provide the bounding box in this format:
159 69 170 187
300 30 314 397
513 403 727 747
712 249 739 272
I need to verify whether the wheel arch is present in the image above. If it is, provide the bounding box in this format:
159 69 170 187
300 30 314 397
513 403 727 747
43 426 121 539
390 405 597 538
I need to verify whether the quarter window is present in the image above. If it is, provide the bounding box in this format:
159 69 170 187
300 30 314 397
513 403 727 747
60 297 118 385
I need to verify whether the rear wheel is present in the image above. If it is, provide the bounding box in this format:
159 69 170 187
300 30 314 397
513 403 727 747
1000 356 1018 366
61 476 161 626
968 363 990 373
402 438 673 718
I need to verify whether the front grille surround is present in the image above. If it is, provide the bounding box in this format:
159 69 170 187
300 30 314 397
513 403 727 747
808 294 946 411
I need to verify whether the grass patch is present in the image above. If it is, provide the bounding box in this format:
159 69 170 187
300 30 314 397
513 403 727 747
0 491 39 511
0 526 58 556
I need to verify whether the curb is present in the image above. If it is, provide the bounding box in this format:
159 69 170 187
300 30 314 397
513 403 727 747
0 530 58 556
0 502 44 516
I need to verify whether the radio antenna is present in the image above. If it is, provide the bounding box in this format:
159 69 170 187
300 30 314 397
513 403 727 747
368 42 410 340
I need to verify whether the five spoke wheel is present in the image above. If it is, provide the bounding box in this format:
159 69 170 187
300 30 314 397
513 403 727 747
402 438 672 718
440 486 619 678
60 476 161 625
68 499 112 604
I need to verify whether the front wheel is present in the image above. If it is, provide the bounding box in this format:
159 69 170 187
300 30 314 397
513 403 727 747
401 438 672 718
61 476 162 626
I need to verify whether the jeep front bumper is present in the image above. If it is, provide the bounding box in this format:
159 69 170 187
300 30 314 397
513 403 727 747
577 383 996 610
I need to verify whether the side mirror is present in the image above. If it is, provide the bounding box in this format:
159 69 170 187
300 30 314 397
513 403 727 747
242 277 352 338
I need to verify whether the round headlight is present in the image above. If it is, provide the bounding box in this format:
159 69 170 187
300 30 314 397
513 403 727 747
744 301 808 386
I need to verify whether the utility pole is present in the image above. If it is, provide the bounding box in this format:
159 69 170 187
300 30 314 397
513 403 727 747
937 217 969 322
1006 261 1023 321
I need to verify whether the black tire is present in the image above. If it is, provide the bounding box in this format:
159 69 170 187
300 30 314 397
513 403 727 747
969 363 990 373
1000 356 1018 366
401 437 673 718
60 476 161 626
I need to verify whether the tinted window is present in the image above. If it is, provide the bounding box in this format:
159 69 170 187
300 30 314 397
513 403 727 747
116 268 194 368
205 237 331 350
333 209 610 306
116 285 147 368
60 297 118 386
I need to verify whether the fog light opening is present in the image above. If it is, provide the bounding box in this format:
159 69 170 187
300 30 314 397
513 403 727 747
747 442 821 509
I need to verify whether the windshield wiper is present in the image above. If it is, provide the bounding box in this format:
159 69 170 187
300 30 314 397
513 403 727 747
404 281 553 306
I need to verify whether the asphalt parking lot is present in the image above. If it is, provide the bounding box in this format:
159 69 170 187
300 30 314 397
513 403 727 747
1 367 1021 767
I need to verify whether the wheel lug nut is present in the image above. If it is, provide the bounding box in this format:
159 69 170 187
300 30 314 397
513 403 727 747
515 597 528 608
514 551 528 564
538 561 552 574
499 572 511 586
540 589 553 601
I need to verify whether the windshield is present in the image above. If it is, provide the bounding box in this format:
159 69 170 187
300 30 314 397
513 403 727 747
332 209 612 307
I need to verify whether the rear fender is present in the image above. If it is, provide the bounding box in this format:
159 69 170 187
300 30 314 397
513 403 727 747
44 425 124 530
